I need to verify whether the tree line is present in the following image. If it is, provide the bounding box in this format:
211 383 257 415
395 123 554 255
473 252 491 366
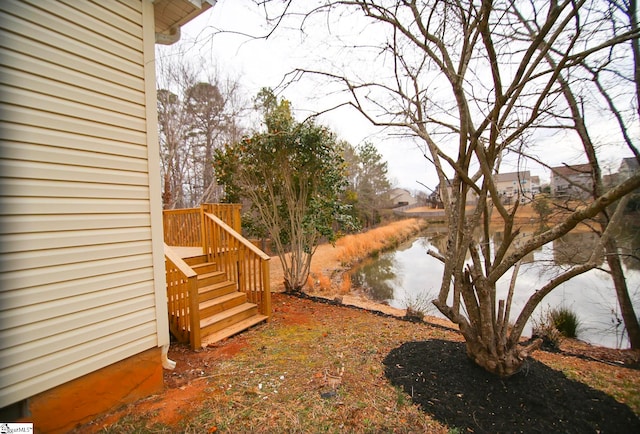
156 58 393 223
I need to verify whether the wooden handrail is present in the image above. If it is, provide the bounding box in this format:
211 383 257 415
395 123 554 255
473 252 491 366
164 243 197 278
163 204 242 247
202 213 271 318
164 243 201 349
204 213 271 260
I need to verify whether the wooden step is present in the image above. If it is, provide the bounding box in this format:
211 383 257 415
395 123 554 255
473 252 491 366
200 302 259 336
197 270 226 287
198 280 237 302
199 291 247 318
183 254 208 266
191 261 218 275
200 314 268 347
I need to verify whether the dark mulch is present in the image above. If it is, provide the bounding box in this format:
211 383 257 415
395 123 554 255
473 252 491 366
383 340 640 434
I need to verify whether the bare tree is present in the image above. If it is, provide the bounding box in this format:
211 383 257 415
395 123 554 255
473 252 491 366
157 59 195 209
156 51 247 208
266 0 640 375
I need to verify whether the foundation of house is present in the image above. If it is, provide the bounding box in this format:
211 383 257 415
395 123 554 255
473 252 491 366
20 347 163 433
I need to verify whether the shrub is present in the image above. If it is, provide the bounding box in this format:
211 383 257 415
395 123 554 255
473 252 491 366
402 291 437 321
532 305 580 349
550 306 580 339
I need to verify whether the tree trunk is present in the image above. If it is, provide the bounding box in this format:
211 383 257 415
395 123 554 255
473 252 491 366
606 238 640 349
462 334 541 377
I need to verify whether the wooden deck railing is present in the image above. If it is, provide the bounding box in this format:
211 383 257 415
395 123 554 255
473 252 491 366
203 212 272 318
163 208 202 247
164 243 201 349
164 204 242 247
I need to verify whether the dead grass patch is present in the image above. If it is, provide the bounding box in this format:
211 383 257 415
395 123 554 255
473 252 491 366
335 219 427 266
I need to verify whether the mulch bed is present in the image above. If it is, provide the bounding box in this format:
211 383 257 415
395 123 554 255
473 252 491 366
383 339 640 433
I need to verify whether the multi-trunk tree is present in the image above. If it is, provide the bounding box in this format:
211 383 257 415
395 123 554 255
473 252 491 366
214 88 355 292
266 0 640 375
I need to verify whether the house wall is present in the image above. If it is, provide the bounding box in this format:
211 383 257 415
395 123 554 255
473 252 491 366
494 171 533 203
389 188 416 207
550 166 593 199
0 0 167 420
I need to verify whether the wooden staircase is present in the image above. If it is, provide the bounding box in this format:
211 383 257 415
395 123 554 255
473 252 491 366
164 204 271 350
183 254 268 347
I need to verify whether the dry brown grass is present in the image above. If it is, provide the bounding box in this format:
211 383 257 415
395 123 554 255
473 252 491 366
335 219 427 266
301 218 427 295
94 294 454 433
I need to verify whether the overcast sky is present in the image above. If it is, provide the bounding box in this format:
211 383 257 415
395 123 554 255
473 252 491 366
158 0 637 192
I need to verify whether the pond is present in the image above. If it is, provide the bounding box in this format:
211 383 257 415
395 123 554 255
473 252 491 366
349 225 640 349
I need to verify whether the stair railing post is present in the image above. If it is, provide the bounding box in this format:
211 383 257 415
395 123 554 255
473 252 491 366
188 275 201 349
262 258 271 319
200 204 209 260
233 204 242 233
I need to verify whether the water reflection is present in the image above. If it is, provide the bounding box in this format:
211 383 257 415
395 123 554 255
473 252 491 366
553 232 603 265
351 255 398 301
349 226 640 349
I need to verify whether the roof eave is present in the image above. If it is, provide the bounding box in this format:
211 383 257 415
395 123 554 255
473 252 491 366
153 0 215 45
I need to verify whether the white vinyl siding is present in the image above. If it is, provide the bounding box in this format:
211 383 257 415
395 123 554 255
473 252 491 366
0 0 164 408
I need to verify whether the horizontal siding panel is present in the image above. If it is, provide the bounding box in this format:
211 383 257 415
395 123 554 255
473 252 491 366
0 32 144 93
0 160 148 187
0 123 148 160
0 197 151 215
0 9 142 79
0 321 156 400
0 268 153 310
3 142 147 173
0 0 163 409
4 106 146 145
66 0 142 39
1 63 145 118
2 49 144 107
1 308 154 368
2 179 150 200
1 284 154 337
1 298 155 352
1 85 146 132
115 0 144 17
0 214 151 235
0 254 153 292
3 240 152 271
2 227 152 254
9 0 142 62
0 335 156 408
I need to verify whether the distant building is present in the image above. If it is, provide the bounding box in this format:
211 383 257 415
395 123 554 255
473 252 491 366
389 188 417 207
618 157 639 181
531 176 541 195
550 164 594 199
494 171 536 204
435 179 478 206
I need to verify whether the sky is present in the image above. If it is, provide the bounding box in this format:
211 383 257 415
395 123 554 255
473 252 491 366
158 0 638 193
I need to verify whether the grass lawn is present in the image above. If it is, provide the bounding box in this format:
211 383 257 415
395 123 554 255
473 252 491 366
75 217 640 433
